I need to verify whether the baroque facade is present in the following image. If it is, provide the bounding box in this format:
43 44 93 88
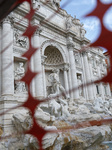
0 0 112 149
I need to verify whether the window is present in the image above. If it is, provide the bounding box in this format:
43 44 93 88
96 85 99 94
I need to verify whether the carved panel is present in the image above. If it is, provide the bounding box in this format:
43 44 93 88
14 29 28 48
14 59 27 94
74 52 82 68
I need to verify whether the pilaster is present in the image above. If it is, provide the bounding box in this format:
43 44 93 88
1 15 14 96
67 42 79 100
63 63 70 99
95 55 105 100
88 52 96 100
82 51 94 100
33 27 44 98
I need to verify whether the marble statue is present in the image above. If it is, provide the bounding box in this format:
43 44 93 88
93 97 112 115
14 62 26 93
66 15 72 30
48 69 66 98
77 75 83 96
81 24 86 38
47 69 70 118
53 0 61 8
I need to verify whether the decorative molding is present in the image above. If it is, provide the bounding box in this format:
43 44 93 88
35 26 43 35
67 42 74 50
41 55 47 65
13 47 27 55
2 14 14 26
63 63 69 71
14 30 27 48
41 40 67 63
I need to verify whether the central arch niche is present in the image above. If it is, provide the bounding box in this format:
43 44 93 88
44 46 65 96
44 46 64 65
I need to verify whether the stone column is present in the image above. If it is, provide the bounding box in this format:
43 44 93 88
33 28 44 99
1 16 14 96
63 63 70 98
41 55 47 97
95 56 105 100
107 84 111 97
82 52 94 100
102 60 111 97
67 43 79 100
0 24 2 97
88 53 96 100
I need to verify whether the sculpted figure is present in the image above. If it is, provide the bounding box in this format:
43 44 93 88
15 30 27 48
14 62 26 93
77 75 83 96
93 97 112 115
53 0 61 8
12 111 39 150
48 69 70 118
81 24 86 38
66 15 72 30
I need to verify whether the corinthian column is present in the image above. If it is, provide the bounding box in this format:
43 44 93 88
82 52 94 100
67 43 79 100
0 24 2 96
33 28 44 99
88 52 96 99
63 63 70 98
1 15 14 95
95 56 105 100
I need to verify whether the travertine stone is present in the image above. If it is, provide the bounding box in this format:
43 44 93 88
33 28 44 98
67 43 80 100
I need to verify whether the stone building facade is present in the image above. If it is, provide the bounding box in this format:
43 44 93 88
0 0 112 149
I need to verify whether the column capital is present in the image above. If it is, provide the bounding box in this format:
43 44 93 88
95 55 101 66
2 14 14 26
63 63 70 71
81 51 88 56
35 26 42 35
88 52 93 62
67 42 74 50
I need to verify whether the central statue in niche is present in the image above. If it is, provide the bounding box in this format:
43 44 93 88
47 69 70 118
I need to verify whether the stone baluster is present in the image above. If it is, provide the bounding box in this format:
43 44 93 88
67 43 79 100
1 15 14 96
82 52 94 100
63 63 70 98
33 27 44 99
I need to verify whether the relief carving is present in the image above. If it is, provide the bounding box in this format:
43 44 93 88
14 62 27 93
77 75 83 96
14 30 27 48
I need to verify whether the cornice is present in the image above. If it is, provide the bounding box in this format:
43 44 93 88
42 20 66 36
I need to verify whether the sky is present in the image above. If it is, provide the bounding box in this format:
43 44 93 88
60 0 112 43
